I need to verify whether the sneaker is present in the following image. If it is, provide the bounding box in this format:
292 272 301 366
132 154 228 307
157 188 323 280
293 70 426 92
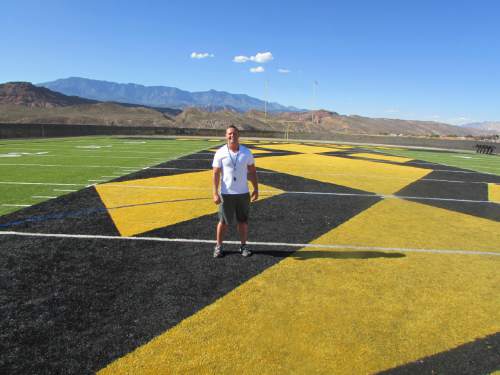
213 245 224 258
240 244 252 257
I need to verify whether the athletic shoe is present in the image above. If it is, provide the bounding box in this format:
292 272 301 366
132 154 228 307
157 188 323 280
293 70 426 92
213 245 224 258
240 244 252 257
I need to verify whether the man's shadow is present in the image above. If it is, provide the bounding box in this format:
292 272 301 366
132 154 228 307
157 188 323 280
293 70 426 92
224 250 406 260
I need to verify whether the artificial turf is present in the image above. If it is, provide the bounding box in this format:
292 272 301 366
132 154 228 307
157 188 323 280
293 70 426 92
0 140 499 373
370 147 500 176
0 136 219 216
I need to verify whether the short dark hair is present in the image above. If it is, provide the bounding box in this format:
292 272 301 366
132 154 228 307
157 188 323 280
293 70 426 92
227 125 239 132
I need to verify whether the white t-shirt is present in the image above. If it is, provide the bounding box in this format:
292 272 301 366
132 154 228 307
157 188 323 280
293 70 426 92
212 144 255 195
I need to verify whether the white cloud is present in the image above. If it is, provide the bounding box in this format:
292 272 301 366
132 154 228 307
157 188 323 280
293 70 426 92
278 68 290 74
233 55 250 63
190 52 214 59
250 66 265 73
233 51 273 64
251 52 273 63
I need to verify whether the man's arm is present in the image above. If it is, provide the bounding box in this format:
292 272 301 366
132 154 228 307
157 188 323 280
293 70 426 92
213 167 222 204
248 164 259 201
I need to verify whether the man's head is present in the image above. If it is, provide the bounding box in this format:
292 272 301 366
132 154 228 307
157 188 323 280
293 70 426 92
225 125 239 147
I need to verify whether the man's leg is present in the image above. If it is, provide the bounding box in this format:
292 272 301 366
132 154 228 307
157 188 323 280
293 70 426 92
236 193 252 257
213 221 227 258
237 221 248 244
237 222 252 257
217 221 228 246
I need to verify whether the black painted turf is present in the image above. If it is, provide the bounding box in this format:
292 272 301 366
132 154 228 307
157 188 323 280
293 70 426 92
396 169 500 222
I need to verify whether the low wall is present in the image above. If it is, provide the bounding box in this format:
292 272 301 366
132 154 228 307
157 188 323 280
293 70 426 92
0 123 497 153
287 132 498 152
0 123 284 139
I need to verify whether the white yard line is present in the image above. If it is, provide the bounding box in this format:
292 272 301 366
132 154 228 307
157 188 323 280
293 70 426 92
0 170 498 191
79 149 206 155
31 196 57 199
53 189 78 192
0 181 86 186
1 204 31 207
0 163 140 168
44 155 163 159
96 184 498 204
4 162 494 180
0 231 498 257
126 167 500 185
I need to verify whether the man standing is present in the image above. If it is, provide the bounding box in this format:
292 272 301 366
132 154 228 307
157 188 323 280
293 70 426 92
212 125 258 258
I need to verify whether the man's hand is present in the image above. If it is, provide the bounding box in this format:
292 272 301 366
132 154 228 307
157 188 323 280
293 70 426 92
251 190 259 202
213 193 221 204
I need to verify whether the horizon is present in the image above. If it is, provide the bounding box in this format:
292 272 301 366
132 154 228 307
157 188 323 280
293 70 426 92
1 0 499 125
0 77 495 126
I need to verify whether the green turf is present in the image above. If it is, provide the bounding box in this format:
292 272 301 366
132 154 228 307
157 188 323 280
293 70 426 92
0 136 220 216
369 148 500 176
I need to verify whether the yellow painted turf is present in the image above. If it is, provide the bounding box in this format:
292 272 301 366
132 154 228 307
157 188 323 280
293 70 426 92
95 171 283 236
257 143 339 154
98 199 500 374
317 198 500 253
325 144 353 149
374 146 406 151
246 148 272 154
256 153 431 195
349 152 413 163
209 147 271 154
488 183 500 203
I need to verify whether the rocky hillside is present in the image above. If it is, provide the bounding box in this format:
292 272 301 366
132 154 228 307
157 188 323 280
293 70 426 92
0 82 96 108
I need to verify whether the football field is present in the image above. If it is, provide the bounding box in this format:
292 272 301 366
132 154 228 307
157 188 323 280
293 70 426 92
1 137 499 374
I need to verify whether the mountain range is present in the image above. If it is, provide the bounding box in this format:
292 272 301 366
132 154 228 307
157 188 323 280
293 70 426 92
39 77 301 113
1 81 497 137
461 121 500 132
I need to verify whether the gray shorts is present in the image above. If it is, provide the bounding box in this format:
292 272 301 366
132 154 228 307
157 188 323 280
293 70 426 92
218 193 251 224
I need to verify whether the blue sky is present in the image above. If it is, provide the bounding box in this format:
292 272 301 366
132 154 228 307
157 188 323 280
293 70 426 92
1 0 499 124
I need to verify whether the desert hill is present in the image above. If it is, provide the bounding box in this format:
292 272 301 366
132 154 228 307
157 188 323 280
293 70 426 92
0 82 96 108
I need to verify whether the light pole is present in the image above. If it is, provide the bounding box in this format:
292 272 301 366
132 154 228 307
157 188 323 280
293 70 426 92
312 80 318 123
264 80 268 118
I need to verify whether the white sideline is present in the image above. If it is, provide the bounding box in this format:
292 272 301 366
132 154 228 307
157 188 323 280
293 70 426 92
0 180 498 204
0 231 498 257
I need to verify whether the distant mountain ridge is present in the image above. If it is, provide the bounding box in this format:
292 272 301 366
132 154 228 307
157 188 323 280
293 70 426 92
39 77 302 113
461 121 500 133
